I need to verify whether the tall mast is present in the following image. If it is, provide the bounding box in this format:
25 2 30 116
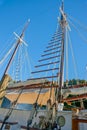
0 20 29 89
58 1 67 102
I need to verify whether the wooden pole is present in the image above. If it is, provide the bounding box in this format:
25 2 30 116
72 117 79 130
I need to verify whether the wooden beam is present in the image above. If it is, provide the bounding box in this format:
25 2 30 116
63 93 87 102
41 51 60 57
48 39 61 44
46 43 61 48
31 67 59 74
72 117 87 130
21 126 40 130
35 61 59 68
38 55 60 62
72 118 79 130
0 120 18 125
77 118 87 123
44 46 61 52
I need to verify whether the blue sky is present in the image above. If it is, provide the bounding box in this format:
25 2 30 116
0 0 87 81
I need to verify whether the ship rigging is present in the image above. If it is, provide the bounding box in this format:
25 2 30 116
0 1 87 130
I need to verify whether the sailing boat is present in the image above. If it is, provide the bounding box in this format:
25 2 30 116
0 1 87 130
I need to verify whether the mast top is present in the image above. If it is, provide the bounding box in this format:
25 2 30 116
60 0 65 21
22 19 30 35
61 0 64 11
59 0 67 28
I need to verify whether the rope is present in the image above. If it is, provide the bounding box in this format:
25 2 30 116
67 27 78 82
50 80 53 99
27 83 45 129
15 46 21 81
24 47 32 78
68 14 87 32
0 35 15 60
11 39 31 81
68 19 87 44
0 43 16 65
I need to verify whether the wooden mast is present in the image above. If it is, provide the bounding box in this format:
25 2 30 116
2 20 29 80
58 0 67 102
0 20 29 99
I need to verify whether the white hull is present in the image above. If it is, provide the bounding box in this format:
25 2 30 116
0 108 87 130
